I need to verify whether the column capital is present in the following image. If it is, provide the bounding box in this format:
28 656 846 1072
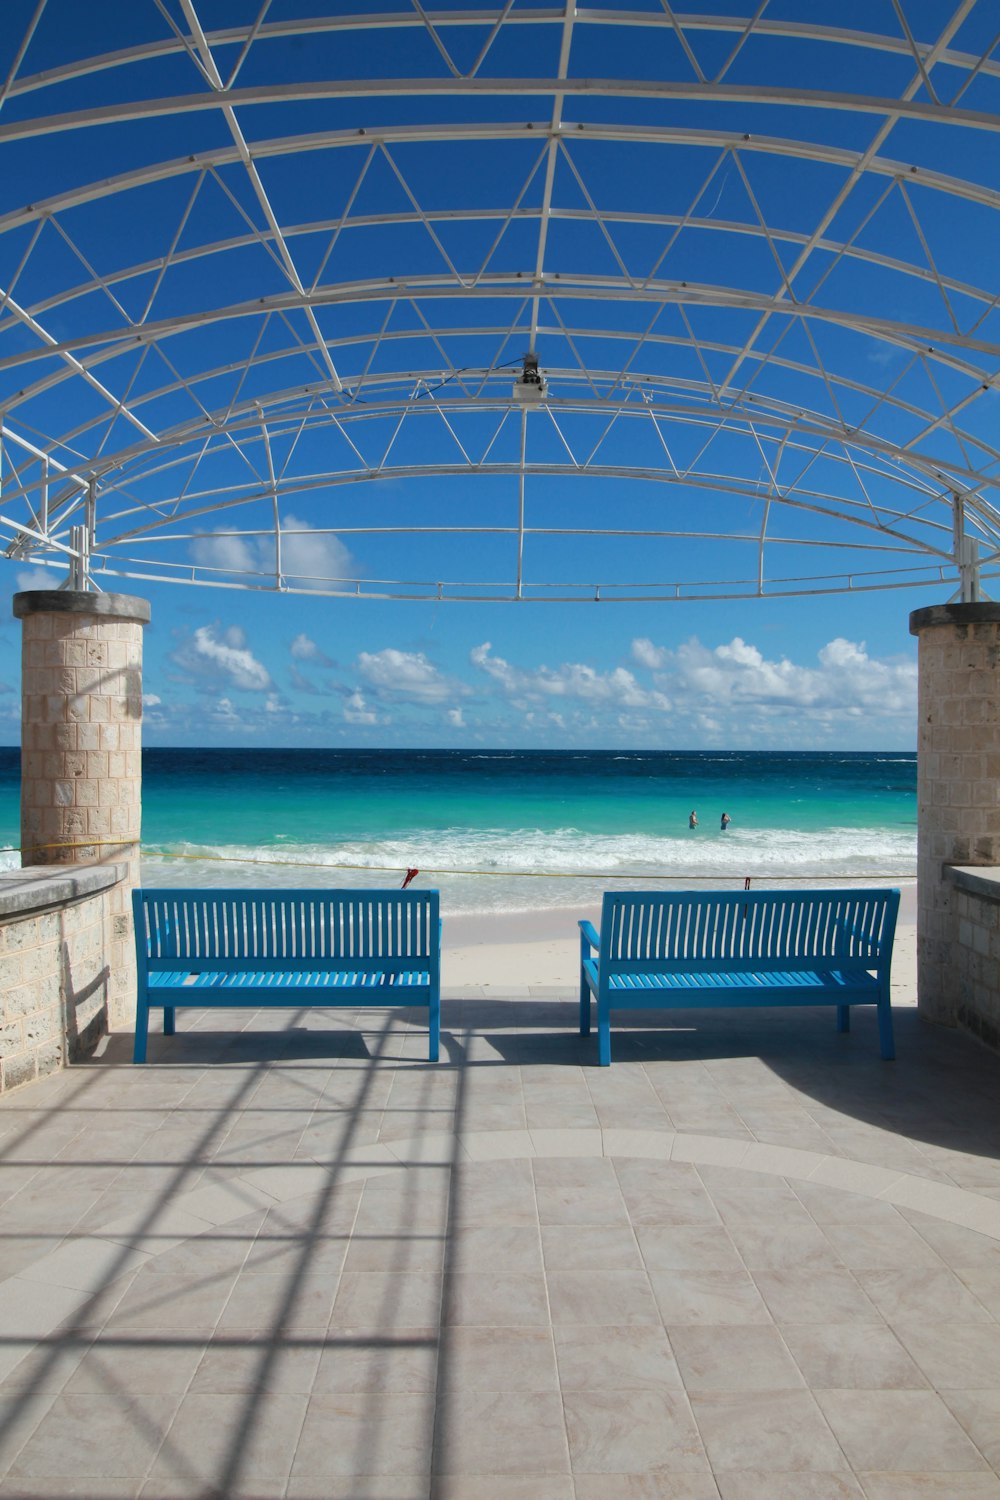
13 590 150 625
910 602 1000 636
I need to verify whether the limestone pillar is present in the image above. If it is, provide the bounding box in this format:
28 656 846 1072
909 603 1000 1026
14 590 151 1028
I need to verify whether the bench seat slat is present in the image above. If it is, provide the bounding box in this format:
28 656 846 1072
148 969 432 991
606 967 876 993
580 888 899 1066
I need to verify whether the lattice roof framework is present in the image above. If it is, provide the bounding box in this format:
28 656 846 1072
0 0 998 604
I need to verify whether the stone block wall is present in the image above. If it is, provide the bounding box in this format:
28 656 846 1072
910 604 1000 1027
17 599 145 875
949 867 1000 1054
14 590 150 1032
0 866 127 1094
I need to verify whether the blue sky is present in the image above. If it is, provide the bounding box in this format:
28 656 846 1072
0 1 996 751
1 563 921 750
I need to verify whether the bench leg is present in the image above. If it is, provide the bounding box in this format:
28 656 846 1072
836 1004 850 1034
579 933 592 1035
877 991 895 1061
133 995 150 1063
164 1007 176 1037
429 990 440 1063
598 996 612 1067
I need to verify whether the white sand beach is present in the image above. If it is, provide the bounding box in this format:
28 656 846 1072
441 882 918 1004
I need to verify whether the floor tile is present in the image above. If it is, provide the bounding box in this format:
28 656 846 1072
752 1268 880 1325
7 1392 181 1480
636 1223 744 1272
330 1273 443 1329
564 1387 706 1474
547 1269 660 1326
780 1323 927 1391
856 1268 993 1323
444 1225 543 1275
941 1389 1000 1469
690 1390 847 1472
438 1326 559 1391
190 1338 322 1395
149 1390 307 1488
615 1160 720 1227
725 1220 842 1272
573 1478 721 1499
442 1271 549 1326
432 1389 569 1475
292 1391 434 1479
63 1328 210 1395
716 1473 864 1498
820 1219 947 1270
858 1476 1000 1499
892 1321 1000 1388
816 1388 988 1472
649 1269 772 1326
669 1324 805 1392
554 1325 682 1391
541 1223 644 1271
312 1327 438 1394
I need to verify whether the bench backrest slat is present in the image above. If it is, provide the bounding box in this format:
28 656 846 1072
601 889 899 974
134 888 440 973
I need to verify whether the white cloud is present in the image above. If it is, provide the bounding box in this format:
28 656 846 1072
639 634 916 719
16 565 65 591
211 697 240 723
358 647 466 705
178 624 272 691
189 532 254 575
290 632 332 664
631 637 668 670
142 694 162 708
447 707 465 728
281 514 352 589
471 642 671 711
344 690 377 725
191 516 352 591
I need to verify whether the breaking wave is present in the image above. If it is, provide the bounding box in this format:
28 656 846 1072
141 823 916 916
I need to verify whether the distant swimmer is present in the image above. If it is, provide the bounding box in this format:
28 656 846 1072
720 812 731 831
689 810 698 829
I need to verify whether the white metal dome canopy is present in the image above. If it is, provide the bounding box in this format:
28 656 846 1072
0 2 998 604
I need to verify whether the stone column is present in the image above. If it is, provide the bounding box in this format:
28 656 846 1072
14 590 151 1029
909 603 1000 1026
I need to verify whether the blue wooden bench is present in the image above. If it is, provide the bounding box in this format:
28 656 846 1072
579 888 899 1066
132 888 441 1063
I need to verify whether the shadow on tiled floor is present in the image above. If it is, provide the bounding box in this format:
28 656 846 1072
0 997 999 1498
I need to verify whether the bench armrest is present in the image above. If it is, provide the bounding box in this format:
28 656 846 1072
579 919 600 952
835 913 896 964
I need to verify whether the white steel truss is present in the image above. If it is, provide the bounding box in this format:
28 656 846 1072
0 1 997 604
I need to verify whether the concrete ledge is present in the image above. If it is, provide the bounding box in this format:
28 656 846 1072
909 602 1000 635
13 589 150 624
948 865 1000 904
0 863 127 918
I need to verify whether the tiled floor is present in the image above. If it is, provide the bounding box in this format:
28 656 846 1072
1 994 1000 1498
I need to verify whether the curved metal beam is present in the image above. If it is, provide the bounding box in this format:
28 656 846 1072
2 123 997 246
1 79 998 151
8 11 1000 108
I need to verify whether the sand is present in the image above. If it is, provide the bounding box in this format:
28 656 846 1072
441 883 917 1006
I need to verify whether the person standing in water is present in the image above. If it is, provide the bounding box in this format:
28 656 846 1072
720 812 731 831
689 810 698 829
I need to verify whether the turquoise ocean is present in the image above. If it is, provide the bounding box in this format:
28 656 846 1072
0 748 916 916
